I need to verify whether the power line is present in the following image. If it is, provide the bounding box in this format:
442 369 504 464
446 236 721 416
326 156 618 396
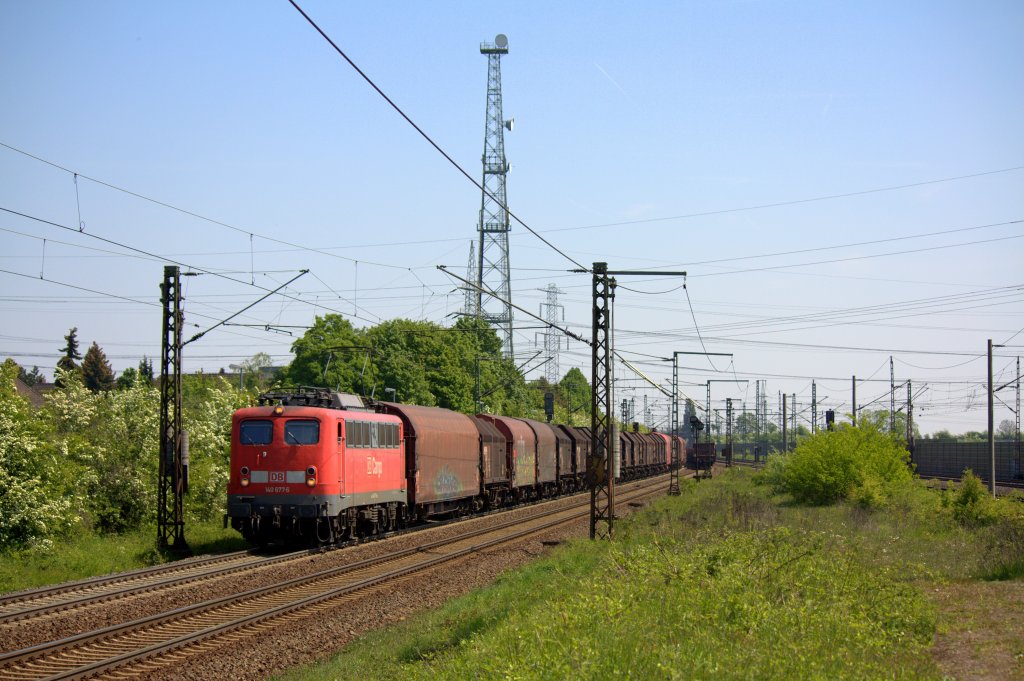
0 204 386 329
538 166 1024 235
690 223 1024 279
0 141 409 272
284 1 586 272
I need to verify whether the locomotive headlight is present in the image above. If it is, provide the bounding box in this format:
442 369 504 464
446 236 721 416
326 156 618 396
240 466 250 487
240 477 250 487
306 466 317 487
273 405 284 416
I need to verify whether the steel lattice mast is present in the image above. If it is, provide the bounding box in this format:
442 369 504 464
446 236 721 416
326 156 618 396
158 266 188 552
541 284 564 384
475 34 514 357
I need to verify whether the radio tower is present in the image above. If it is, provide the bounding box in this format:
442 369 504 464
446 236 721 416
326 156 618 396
463 240 476 316
475 34 514 358
540 284 564 384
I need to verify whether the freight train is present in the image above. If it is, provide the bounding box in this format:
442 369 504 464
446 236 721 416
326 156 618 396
225 387 685 545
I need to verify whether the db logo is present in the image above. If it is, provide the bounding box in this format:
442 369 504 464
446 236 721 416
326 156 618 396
269 471 285 483
366 457 383 477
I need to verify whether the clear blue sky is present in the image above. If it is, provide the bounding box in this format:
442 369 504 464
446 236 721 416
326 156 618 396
2 0 1022 435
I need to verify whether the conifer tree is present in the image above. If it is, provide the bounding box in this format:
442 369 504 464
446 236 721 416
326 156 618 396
18 365 44 386
82 341 115 393
138 356 155 383
55 327 82 387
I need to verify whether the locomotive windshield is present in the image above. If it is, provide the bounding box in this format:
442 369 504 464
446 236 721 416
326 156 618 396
239 420 273 445
284 419 320 445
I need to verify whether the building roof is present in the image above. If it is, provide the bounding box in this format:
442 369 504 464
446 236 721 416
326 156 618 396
14 377 47 409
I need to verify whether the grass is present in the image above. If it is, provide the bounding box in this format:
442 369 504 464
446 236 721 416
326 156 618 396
0 520 248 594
276 469 1024 681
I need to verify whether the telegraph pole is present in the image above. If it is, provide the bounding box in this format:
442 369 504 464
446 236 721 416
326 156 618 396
852 375 857 426
158 266 188 553
988 339 995 496
791 394 797 447
587 264 686 539
890 356 896 434
811 381 817 434
590 263 615 539
906 379 914 452
1017 356 1021 481
782 396 788 452
725 398 734 466
755 380 761 452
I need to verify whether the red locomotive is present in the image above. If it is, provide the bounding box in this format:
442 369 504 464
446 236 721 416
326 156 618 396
226 387 685 545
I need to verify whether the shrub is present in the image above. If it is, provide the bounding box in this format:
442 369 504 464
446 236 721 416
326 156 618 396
761 424 913 505
0 361 75 551
949 469 997 527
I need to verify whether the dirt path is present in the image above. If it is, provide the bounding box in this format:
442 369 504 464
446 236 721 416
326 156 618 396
928 579 1024 680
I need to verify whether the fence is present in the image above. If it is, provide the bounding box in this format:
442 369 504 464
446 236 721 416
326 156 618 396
709 439 1024 485
912 440 1022 485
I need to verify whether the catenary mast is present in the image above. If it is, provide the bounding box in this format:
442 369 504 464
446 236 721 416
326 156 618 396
475 34 514 358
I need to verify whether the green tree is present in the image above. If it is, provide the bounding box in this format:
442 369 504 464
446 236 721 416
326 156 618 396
138 356 155 384
0 360 74 550
734 412 757 442
17 365 44 387
857 408 921 443
996 419 1016 439
284 314 364 391
82 342 115 393
116 367 138 390
240 352 274 390
558 367 591 422
181 375 251 522
282 313 531 416
55 327 82 387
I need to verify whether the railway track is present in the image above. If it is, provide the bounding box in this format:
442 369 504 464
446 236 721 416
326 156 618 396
0 476 672 680
2 480 673 636
0 483 626 629
0 550 307 625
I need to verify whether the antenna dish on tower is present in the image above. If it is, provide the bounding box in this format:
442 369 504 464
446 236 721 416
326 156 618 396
495 34 508 48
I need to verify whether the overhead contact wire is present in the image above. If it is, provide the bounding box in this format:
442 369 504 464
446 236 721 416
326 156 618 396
285 0 586 272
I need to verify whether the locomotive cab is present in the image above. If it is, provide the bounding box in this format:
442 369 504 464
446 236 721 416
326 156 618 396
227 388 406 545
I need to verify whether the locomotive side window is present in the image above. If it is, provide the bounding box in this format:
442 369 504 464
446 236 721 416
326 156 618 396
347 421 366 448
343 420 398 448
239 420 273 445
284 419 320 445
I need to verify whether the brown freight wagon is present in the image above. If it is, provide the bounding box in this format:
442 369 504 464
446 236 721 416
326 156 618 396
651 432 672 471
619 431 634 479
634 431 652 473
550 424 575 493
559 425 590 485
675 435 687 470
378 402 481 518
469 415 510 507
476 414 537 499
516 417 558 494
642 432 665 474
